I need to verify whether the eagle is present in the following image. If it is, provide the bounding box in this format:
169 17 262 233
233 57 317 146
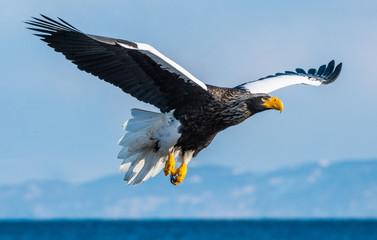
26 15 342 186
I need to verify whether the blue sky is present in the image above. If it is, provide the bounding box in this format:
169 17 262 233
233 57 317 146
1 0 377 185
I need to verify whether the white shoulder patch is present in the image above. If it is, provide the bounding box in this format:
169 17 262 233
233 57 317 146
118 42 208 91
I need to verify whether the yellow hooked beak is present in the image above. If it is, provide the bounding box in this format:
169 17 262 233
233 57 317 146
262 96 284 113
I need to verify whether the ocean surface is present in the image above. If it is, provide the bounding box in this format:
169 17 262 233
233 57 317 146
0 220 376 240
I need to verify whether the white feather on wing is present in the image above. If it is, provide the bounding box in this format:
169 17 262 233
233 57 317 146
236 60 342 94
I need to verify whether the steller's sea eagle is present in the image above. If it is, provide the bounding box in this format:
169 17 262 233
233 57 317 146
26 15 342 186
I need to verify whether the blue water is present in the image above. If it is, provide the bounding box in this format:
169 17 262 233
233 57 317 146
0 220 376 240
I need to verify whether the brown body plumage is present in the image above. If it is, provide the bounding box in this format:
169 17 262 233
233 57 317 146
174 86 268 156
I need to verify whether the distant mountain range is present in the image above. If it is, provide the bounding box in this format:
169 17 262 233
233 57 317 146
1 160 377 219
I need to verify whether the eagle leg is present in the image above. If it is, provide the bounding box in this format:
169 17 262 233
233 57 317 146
170 162 187 185
164 153 176 176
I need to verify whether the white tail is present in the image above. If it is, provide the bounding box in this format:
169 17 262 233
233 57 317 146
118 108 181 186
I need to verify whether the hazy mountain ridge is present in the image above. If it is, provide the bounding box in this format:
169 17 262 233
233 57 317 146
1 160 377 219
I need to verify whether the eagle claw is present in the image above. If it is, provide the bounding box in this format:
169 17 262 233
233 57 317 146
170 163 187 185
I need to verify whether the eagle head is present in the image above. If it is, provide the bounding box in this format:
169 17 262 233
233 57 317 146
246 94 284 115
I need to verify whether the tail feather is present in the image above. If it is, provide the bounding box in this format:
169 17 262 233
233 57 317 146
130 108 161 118
117 147 129 159
125 120 158 132
119 162 131 172
126 116 161 126
124 152 146 184
118 108 181 186
132 151 162 185
119 154 135 172
150 156 168 178
118 129 146 147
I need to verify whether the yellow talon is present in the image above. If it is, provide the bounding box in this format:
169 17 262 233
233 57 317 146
164 154 175 176
170 163 187 185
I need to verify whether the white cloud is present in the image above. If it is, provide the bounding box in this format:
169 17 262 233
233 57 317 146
32 204 51 218
268 177 285 186
104 196 169 218
318 159 330 168
232 185 254 197
177 192 212 205
189 175 202 183
24 184 42 200
307 169 322 183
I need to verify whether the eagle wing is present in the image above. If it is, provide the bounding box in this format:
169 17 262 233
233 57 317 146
235 60 342 93
26 15 210 113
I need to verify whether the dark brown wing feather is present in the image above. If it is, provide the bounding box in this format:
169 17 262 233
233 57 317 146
26 15 211 112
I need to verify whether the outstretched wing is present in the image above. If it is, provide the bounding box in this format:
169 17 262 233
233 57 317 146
235 60 342 93
26 15 210 113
